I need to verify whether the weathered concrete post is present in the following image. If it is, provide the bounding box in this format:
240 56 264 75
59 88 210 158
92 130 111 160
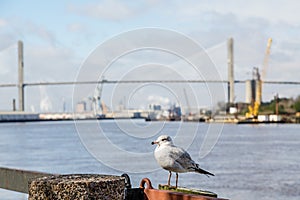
28 174 125 200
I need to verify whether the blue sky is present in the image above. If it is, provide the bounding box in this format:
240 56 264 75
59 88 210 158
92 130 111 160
0 0 300 112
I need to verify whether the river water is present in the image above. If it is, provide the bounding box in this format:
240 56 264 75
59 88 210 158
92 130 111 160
0 120 299 200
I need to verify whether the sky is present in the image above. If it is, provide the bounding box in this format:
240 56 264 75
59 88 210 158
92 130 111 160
0 0 300 113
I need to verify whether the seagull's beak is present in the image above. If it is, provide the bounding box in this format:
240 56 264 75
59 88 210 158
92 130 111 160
151 141 158 145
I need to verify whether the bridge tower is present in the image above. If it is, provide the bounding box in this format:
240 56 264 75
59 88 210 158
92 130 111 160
18 40 24 111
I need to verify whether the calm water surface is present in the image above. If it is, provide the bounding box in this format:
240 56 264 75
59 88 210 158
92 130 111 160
0 120 299 200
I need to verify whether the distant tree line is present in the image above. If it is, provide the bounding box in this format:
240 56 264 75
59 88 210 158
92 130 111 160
294 95 300 112
218 95 300 115
259 95 300 114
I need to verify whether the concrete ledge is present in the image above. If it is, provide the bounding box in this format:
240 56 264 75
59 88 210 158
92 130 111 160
28 174 125 200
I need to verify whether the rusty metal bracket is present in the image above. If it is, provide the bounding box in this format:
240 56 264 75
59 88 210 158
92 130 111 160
140 178 228 200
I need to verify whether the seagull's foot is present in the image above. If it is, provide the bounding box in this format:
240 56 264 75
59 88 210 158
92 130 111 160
160 184 170 187
169 185 177 189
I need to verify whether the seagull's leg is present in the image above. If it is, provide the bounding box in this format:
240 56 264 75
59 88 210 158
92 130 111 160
175 173 178 188
168 171 172 186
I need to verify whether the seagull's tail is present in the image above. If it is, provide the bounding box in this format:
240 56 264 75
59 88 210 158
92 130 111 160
195 167 214 176
193 165 214 176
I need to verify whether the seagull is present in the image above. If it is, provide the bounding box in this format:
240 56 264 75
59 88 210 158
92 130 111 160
151 135 214 188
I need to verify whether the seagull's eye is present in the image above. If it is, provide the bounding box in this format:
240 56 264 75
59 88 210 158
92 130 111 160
162 138 168 141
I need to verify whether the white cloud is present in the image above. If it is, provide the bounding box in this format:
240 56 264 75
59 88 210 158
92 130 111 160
67 0 136 21
25 45 78 82
67 23 86 32
25 22 57 46
175 0 300 24
0 18 58 47
0 19 7 27
0 45 17 78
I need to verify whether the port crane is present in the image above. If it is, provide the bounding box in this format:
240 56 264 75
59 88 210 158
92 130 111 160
246 38 272 119
89 76 108 115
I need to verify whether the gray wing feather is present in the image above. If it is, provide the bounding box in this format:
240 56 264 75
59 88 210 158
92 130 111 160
169 146 197 172
170 146 215 176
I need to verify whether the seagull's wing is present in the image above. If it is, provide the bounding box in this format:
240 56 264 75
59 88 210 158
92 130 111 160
170 146 215 176
168 146 197 172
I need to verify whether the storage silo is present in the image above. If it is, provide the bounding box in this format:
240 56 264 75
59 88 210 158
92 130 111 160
245 80 256 104
255 79 262 104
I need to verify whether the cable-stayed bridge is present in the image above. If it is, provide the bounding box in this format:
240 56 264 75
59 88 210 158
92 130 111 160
1 79 299 88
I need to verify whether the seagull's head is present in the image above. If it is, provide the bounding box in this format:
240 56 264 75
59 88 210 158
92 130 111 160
151 135 173 146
